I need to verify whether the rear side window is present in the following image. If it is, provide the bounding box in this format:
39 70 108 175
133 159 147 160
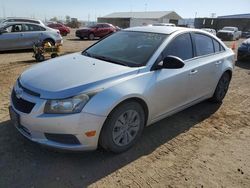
162 33 193 60
23 24 45 31
213 39 225 53
213 39 220 52
193 33 214 56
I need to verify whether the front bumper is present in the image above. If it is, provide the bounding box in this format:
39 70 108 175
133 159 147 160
9 84 106 151
217 33 234 41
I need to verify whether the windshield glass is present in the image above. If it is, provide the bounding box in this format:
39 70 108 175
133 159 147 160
223 27 235 31
83 31 167 67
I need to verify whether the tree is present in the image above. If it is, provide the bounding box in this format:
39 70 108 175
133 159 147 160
50 17 58 22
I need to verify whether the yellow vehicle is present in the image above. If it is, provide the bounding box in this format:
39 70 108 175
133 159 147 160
33 42 62 62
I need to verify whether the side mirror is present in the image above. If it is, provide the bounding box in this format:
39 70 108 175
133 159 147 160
158 55 185 69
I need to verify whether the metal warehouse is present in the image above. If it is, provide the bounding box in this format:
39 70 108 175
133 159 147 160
194 13 250 32
98 11 182 28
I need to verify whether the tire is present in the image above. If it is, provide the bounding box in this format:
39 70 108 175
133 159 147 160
210 72 231 103
88 33 95 40
42 39 55 46
237 55 243 62
51 53 58 58
35 54 45 62
99 101 145 153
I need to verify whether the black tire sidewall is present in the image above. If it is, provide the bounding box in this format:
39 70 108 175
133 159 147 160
212 73 231 102
100 101 145 153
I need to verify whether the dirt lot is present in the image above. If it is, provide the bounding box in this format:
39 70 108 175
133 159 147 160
0 30 250 188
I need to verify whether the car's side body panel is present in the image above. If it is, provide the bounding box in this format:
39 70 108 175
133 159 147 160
10 26 235 151
0 22 62 51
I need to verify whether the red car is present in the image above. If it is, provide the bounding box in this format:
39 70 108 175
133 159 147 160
76 23 117 40
47 23 70 36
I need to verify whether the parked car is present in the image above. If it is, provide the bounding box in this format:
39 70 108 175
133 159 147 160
237 38 250 61
76 23 117 40
0 17 45 27
201 28 216 35
241 31 250 38
152 23 176 27
10 26 234 153
47 23 70 36
217 27 241 41
0 22 62 51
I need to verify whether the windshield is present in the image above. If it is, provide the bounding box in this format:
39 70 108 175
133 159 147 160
83 31 167 67
223 27 235 31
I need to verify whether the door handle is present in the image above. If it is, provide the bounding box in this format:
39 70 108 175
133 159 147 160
189 69 198 75
20 33 24 36
215 61 222 65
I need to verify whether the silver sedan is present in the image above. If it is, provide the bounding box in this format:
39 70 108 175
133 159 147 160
10 26 234 153
0 22 62 51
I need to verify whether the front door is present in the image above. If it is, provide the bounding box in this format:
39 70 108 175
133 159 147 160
151 32 194 120
0 24 23 50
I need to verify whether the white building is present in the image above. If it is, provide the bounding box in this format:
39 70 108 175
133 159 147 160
98 11 182 28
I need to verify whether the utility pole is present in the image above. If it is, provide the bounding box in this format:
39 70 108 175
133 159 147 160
2 2 6 18
144 3 148 12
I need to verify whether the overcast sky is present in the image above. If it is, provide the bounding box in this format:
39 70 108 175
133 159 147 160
1 0 250 21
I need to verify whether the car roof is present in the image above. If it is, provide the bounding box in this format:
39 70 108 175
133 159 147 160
125 26 197 35
2 22 43 26
5 17 41 21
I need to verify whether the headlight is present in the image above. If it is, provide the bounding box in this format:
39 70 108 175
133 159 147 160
44 94 90 114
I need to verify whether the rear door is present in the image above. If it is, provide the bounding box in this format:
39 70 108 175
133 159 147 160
0 24 23 50
94 24 105 37
186 33 221 102
21 24 45 48
102 24 113 36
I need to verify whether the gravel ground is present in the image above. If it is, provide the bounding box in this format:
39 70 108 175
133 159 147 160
0 30 250 188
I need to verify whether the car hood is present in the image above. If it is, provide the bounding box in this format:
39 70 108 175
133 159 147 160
218 30 233 34
19 53 139 99
243 38 250 45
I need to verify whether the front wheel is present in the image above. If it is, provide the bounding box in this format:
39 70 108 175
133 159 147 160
99 101 145 153
88 33 95 40
210 72 231 103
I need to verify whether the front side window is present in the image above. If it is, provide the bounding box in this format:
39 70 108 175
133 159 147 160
83 31 167 67
193 33 214 56
4 24 22 32
162 33 193 61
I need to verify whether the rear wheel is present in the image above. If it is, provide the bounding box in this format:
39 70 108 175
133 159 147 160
35 54 45 62
42 39 55 46
51 53 58 58
210 72 231 103
99 101 145 153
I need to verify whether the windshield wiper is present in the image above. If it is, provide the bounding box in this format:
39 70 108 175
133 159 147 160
82 51 92 57
91 54 129 67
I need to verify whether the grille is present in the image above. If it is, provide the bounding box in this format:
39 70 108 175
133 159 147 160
45 133 80 145
11 90 35 113
18 124 31 137
18 79 40 97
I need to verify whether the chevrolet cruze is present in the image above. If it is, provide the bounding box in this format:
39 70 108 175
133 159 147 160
9 26 234 153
